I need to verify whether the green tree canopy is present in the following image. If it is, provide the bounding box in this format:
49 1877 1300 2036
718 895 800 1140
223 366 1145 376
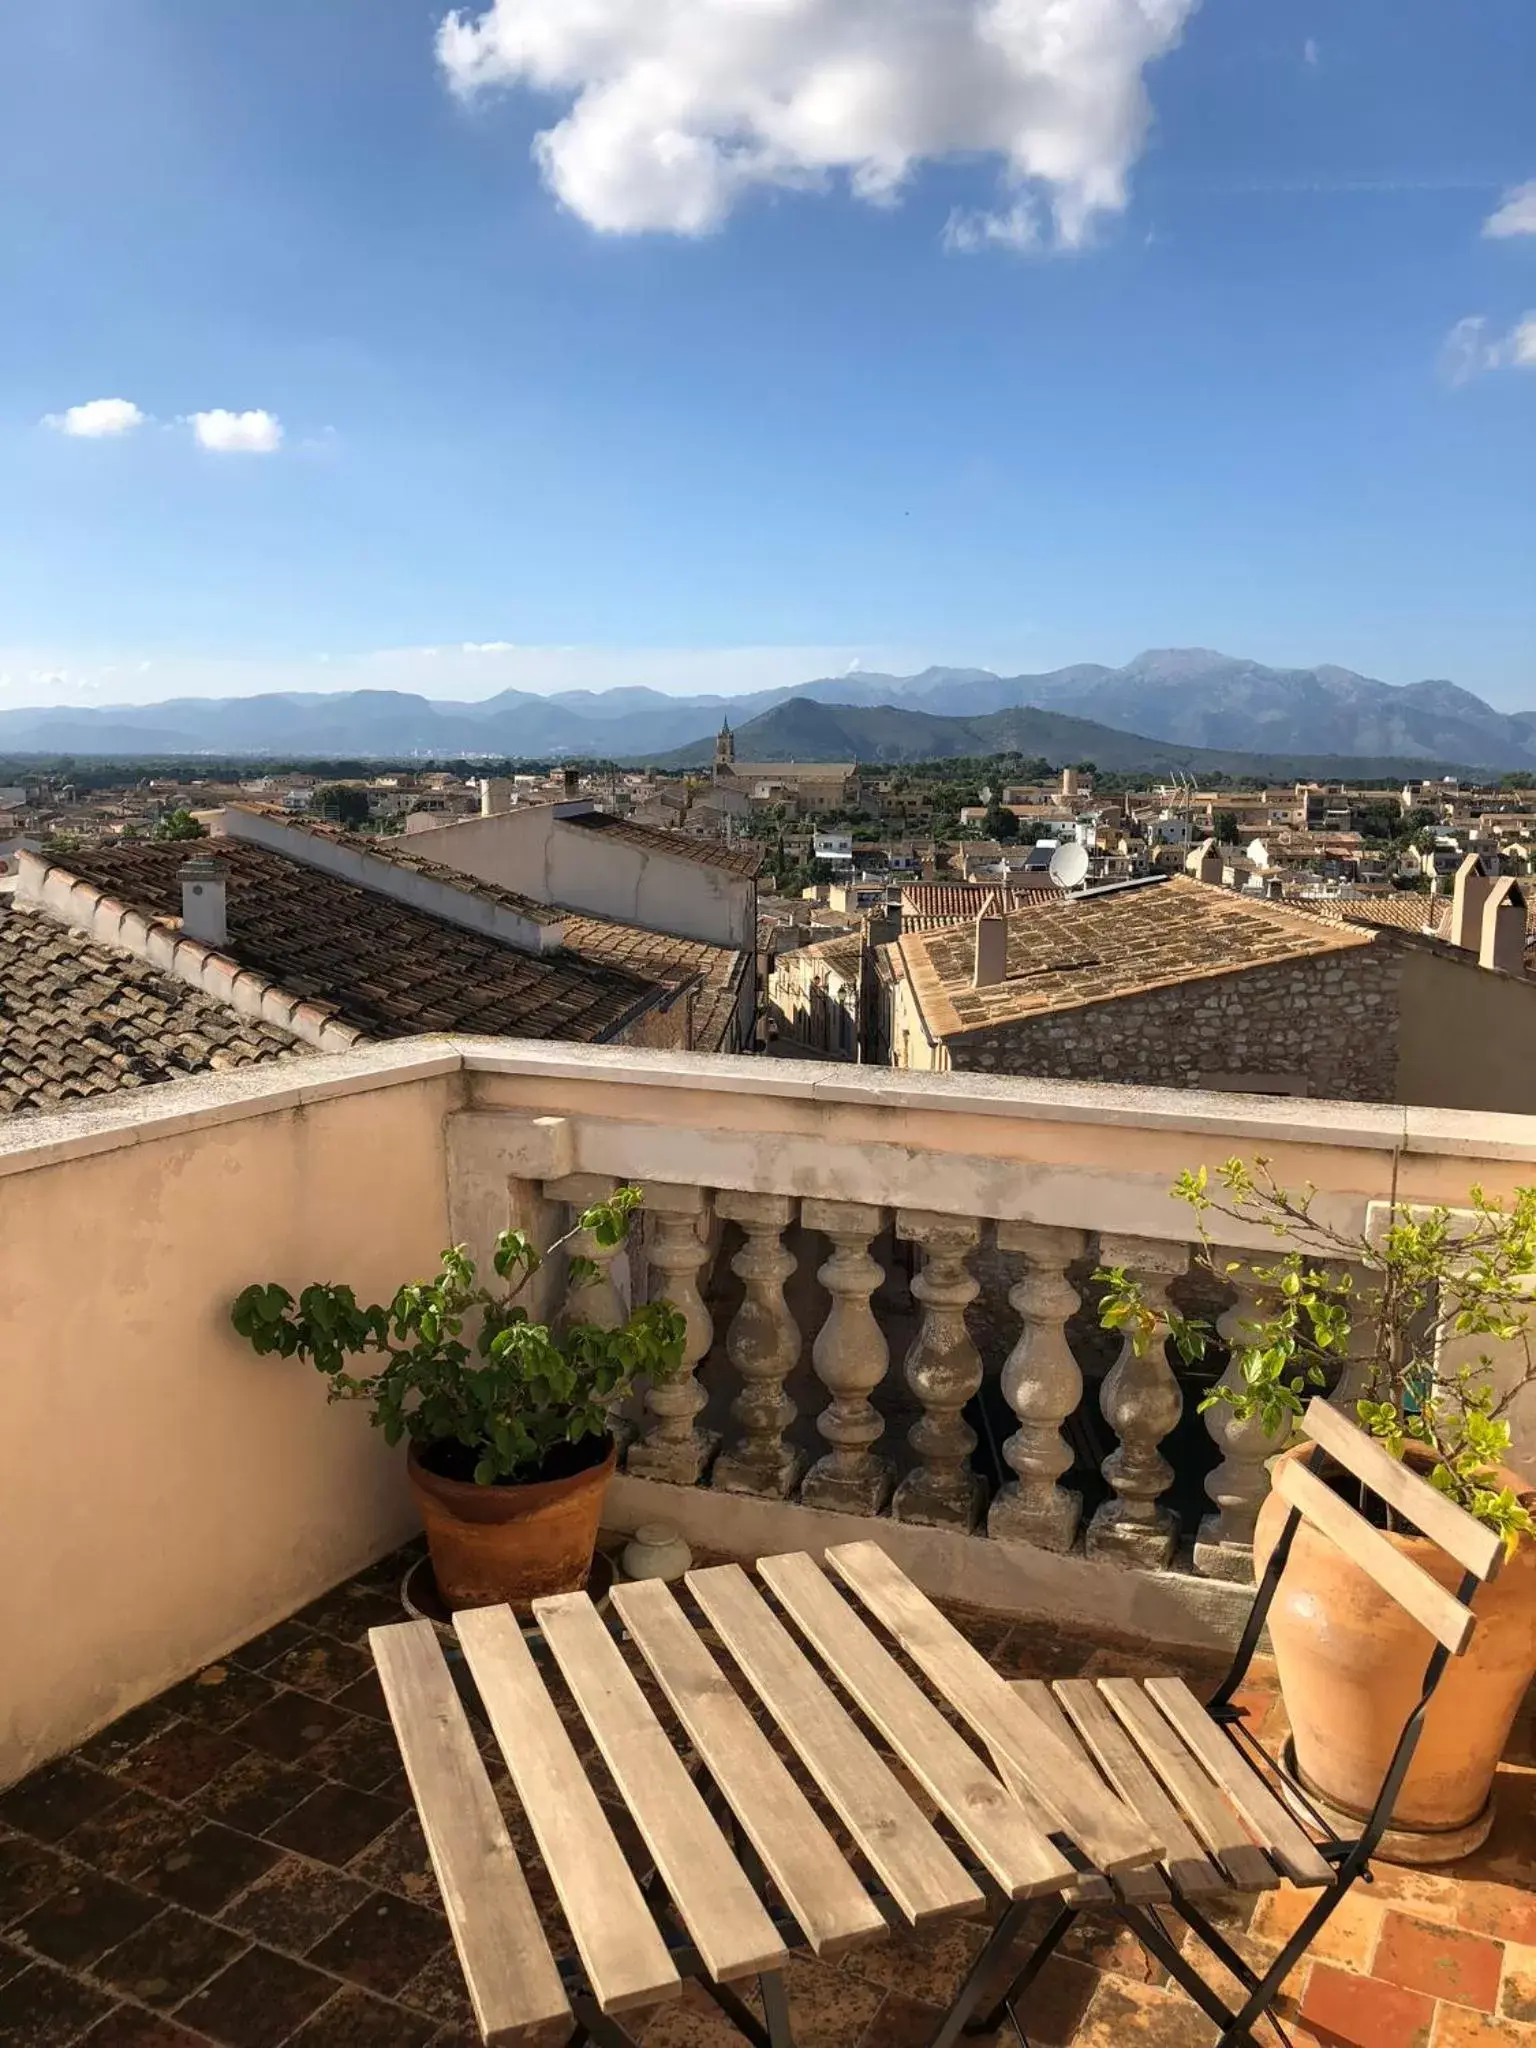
153 808 207 842
314 784 372 829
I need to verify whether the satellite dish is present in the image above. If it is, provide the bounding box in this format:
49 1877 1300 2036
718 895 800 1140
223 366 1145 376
1049 842 1090 892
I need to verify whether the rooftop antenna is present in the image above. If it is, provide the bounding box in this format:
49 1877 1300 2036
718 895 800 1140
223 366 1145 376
1048 841 1090 894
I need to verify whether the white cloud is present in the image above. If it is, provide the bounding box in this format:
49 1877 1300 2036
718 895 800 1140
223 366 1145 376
436 0 1198 248
190 408 284 454
1302 37 1319 67
1484 181 1536 239
943 200 1040 255
1442 312 1536 384
43 397 146 439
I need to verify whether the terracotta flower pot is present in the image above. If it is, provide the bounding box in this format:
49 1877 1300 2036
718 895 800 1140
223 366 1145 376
407 1435 616 1615
1254 1441 1536 1862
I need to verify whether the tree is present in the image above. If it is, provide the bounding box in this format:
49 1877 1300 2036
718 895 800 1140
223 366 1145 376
153 808 207 842
1212 809 1241 847
314 784 372 829
983 801 1020 842
1352 801 1402 843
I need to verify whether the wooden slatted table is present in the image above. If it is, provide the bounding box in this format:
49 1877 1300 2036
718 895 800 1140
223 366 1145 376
368 1542 1320 2048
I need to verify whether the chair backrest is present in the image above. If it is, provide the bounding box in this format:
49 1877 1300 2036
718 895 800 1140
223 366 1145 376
1272 1398 1504 1657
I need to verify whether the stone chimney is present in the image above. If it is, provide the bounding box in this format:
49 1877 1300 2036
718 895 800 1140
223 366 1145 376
1061 766 1080 801
179 856 227 949
1450 852 1492 952
479 776 513 817
1480 877 1528 976
973 897 1008 988
562 767 580 799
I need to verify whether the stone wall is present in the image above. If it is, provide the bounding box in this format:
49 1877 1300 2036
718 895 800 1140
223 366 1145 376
947 946 1404 1100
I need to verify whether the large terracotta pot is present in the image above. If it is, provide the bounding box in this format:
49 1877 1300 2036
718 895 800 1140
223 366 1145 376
1254 1442 1536 1862
407 1435 616 1615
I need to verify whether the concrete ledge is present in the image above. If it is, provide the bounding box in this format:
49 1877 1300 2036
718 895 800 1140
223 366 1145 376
605 1473 1254 1649
0 1040 467 1179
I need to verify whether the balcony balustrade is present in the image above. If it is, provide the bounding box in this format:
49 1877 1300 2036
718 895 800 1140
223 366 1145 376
5 1035 1535 1784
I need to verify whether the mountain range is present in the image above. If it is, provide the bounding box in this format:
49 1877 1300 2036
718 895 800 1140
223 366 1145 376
0 649 1531 770
657 698 1488 780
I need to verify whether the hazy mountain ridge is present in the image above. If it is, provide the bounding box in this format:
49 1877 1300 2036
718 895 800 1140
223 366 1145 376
656 696 1485 780
0 648 1530 766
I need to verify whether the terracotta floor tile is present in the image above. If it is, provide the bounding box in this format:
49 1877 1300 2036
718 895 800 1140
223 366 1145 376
262 1642 374 1703
1375 1911 1504 2013
1501 1947 1536 2025
0 1958 117 2047
158 1665 279 1733
283 1986 437 2047
227 1695 354 1766
0 1761 129 1844
190 1752 326 1838
739 1953 884 2048
1458 1885 1536 1950
1252 1885 1383 1970
1431 2007 1536 2047
218 1858 372 1954
15 1868 162 1967
225 1621 320 1675
176 1942 340 2048
837 1914 988 2004
304 1893 449 1997
138 1823 281 1916
61 1791 189 1884
76 1705 185 1776
638 1977 751 2047
1366 1865 1465 1927
124 1728 251 1804
263 1786 405 1868
94 1904 249 2010
78 2008 213 2047
1301 1962 1436 2048
1072 1974 1220 2047
0 1834 76 1926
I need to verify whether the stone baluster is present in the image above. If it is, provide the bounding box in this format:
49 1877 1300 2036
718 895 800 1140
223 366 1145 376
1086 1236 1188 1568
628 1184 720 1485
545 1172 633 1449
892 1210 985 1531
1194 1256 1284 1580
800 1201 893 1514
988 1223 1088 1552
712 1193 803 1498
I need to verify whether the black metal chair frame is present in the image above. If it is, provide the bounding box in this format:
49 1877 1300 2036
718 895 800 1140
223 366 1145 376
930 1449 1483 2048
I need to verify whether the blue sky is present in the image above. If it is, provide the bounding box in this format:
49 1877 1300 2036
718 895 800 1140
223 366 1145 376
1 0 1533 709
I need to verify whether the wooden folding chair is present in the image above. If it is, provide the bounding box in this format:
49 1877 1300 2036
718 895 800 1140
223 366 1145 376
958 1396 1506 2048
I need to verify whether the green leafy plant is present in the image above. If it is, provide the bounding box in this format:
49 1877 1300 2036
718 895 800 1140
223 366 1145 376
153 807 208 842
1096 1159 1536 1551
231 1186 685 1485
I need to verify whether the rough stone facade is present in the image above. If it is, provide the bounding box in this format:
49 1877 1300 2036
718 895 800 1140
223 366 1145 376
947 945 1404 1101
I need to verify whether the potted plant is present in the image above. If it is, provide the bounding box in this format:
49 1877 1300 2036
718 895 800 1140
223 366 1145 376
1099 1160 1536 1863
231 1186 685 1613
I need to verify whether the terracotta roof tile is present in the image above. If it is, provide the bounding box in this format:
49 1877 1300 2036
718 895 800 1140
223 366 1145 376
897 874 1375 1040
56 841 671 1046
0 898 307 1116
901 884 1055 921
560 914 748 1051
563 809 764 878
229 811 565 923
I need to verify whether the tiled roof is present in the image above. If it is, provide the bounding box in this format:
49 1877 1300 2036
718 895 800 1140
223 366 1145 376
562 809 764 878
0 898 306 1116
560 915 748 1052
898 875 1374 1040
56 841 675 1045
900 884 1056 922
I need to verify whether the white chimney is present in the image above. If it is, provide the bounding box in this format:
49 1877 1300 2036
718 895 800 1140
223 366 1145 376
180 856 228 949
973 906 1008 988
1450 853 1492 952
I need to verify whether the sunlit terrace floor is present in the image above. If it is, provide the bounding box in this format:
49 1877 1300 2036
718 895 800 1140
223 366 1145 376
2 1538 1533 2048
